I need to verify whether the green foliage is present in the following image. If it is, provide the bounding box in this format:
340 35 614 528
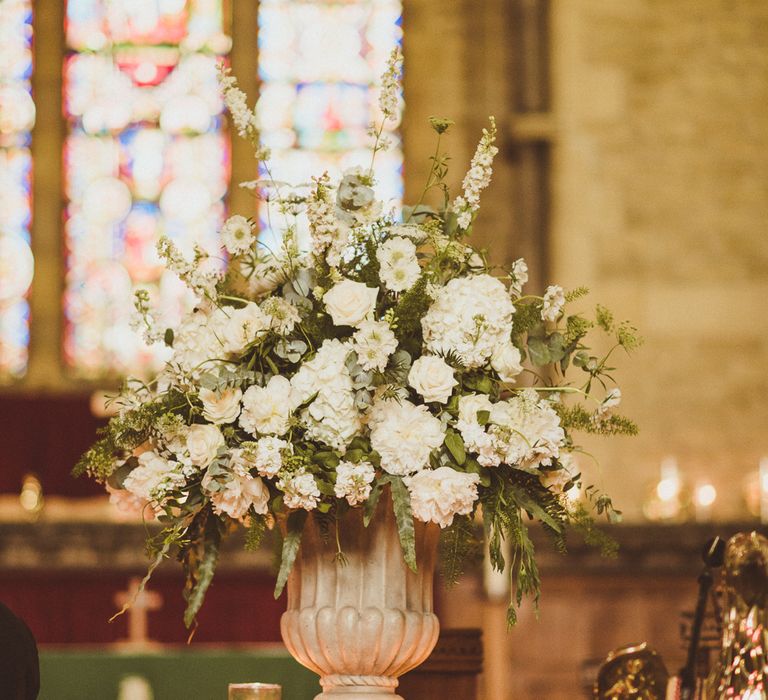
181 510 222 630
392 276 430 349
384 476 418 572
511 302 543 339
565 286 589 302
274 510 308 598
244 515 268 552
556 404 638 436
569 503 619 557
595 304 614 332
444 430 466 466
439 515 481 586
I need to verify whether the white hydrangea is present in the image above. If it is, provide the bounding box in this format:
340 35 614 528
352 320 398 372
542 285 565 322
421 274 515 368
406 467 480 528
261 296 301 335
290 339 361 450
171 307 226 375
220 215 254 255
376 236 421 293
278 469 320 511
123 451 185 503
334 460 376 506
240 375 292 437
368 398 445 475
456 390 565 469
253 436 291 478
220 303 270 355
199 387 242 425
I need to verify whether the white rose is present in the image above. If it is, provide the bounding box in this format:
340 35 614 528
123 451 184 501
408 356 458 404
220 303 269 355
323 279 378 327
490 343 524 383
199 387 242 425
240 375 292 436
208 474 270 519
186 424 225 467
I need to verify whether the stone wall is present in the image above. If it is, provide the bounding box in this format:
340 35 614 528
550 0 768 519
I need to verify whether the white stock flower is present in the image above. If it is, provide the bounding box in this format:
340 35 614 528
421 274 515 368
323 279 378 327
220 215 254 255
220 303 270 355
352 320 398 372
123 451 184 502
199 387 242 425
377 237 421 293
369 398 445 475
378 46 403 120
278 469 321 510
290 339 361 450
593 387 622 425
541 285 565 322
308 172 348 267
452 117 498 230
509 258 529 296
240 375 292 436
206 471 270 519
491 343 524 383
408 356 458 404
334 461 376 506
261 297 301 335
407 467 480 528
253 436 291 478
186 424 225 467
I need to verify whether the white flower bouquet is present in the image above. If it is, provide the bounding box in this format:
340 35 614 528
76 49 640 628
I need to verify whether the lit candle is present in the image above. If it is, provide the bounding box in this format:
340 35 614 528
759 458 768 524
655 456 682 519
693 481 717 522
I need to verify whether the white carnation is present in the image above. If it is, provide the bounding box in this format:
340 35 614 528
199 387 242 425
240 375 292 436
123 451 185 502
421 274 515 368
490 343 524 383
352 320 398 372
377 237 421 293
323 279 378 327
278 469 320 510
334 460 376 506
186 424 225 467
205 471 270 519
369 398 445 475
290 339 361 450
220 214 254 255
406 467 480 528
541 285 565 322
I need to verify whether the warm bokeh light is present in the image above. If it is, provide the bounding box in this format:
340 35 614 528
0 0 34 380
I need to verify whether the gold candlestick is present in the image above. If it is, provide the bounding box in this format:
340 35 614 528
228 683 281 700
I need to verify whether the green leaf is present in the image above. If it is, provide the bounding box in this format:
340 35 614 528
164 328 174 347
527 337 551 366
509 484 563 533
444 430 466 466
439 515 478 586
274 510 308 598
386 477 418 572
476 410 490 426
364 479 384 527
183 519 221 629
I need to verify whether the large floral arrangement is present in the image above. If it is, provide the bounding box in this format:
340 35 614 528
76 50 639 629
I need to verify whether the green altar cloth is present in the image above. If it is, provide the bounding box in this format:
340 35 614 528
39 647 319 700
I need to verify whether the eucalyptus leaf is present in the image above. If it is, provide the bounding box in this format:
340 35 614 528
527 337 551 366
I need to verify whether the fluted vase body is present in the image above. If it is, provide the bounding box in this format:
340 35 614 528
280 501 440 700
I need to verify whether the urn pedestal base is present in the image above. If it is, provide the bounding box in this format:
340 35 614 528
280 500 440 700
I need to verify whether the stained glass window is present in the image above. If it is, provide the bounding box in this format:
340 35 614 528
257 0 403 247
0 0 35 380
63 0 231 377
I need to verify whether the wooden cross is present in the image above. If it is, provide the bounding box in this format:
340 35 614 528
113 577 163 648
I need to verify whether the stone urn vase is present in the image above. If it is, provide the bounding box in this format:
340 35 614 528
280 499 440 700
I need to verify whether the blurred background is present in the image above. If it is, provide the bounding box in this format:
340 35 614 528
0 0 766 698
